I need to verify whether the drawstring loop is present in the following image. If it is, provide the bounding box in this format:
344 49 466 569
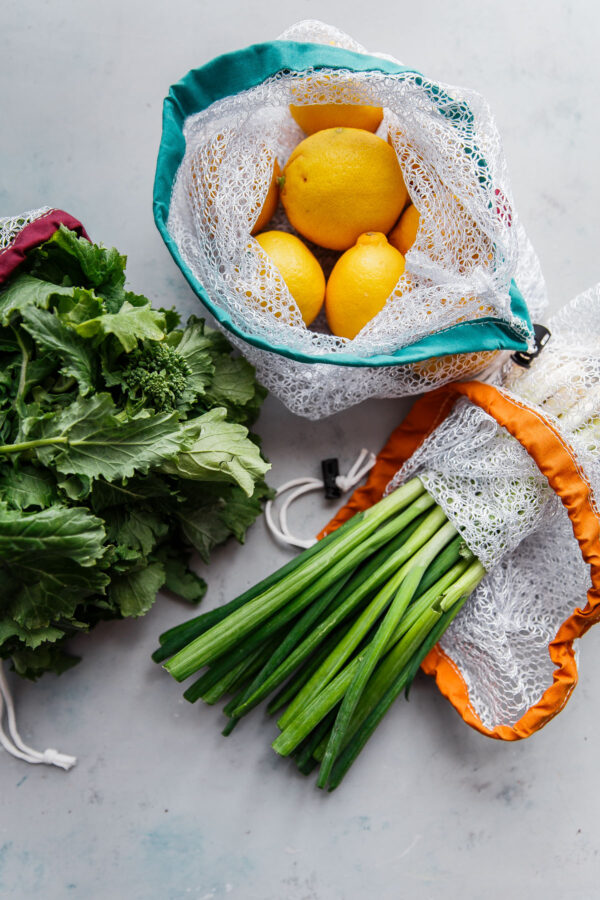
0 661 76 770
265 449 376 550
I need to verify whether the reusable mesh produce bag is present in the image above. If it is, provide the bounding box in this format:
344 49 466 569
154 20 547 419
0 207 89 279
320 284 600 738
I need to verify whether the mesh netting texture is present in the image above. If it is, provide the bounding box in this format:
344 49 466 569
0 207 51 250
386 284 600 730
165 20 547 418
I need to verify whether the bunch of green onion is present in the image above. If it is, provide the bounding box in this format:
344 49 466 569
155 477 485 790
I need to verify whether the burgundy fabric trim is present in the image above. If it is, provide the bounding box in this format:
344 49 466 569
0 209 90 285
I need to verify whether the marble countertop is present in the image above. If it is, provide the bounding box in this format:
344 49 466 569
2 2 600 898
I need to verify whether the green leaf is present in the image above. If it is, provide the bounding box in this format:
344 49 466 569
57 473 92 500
56 289 104 325
175 496 234 563
32 226 127 310
175 481 269 562
219 479 273 541
104 506 169 557
0 465 58 510
7 562 109 629
205 355 258 407
162 408 270 497
0 329 20 353
0 618 66 650
174 319 216 394
20 306 96 394
0 227 270 679
75 301 166 352
161 553 207 604
109 561 166 617
0 505 106 566
32 394 185 481
159 307 181 333
22 356 60 400
0 274 78 324
6 644 80 680
89 474 176 512
226 383 268 428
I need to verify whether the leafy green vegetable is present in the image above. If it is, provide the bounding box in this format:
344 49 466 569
159 480 487 791
75 301 166 351
20 305 97 393
0 225 270 678
121 342 191 409
162 409 270 497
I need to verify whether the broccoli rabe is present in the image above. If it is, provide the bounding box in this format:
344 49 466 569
122 342 191 409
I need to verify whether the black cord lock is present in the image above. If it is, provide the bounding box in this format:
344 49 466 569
321 458 341 499
511 323 551 368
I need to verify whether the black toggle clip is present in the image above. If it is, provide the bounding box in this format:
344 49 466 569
321 458 341 499
511 323 551 368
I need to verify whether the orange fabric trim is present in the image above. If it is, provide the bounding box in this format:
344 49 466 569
319 381 600 740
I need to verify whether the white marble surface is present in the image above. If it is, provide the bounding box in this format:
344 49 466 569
2 2 600 898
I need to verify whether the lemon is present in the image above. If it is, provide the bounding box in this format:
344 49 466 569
325 232 405 339
290 103 383 135
251 159 281 235
281 128 408 251
388 203 420 255
254 230 325 326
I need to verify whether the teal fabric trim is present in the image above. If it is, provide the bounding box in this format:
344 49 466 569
153 39 532 368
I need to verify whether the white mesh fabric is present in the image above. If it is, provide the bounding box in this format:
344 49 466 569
0 207 51 250
386 398 558 571
386 284 600 730
278 20 370 54
503 282 600 531
165 21 547 418
439 510 590 730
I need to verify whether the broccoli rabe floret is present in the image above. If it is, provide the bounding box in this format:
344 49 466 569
121 342 191 409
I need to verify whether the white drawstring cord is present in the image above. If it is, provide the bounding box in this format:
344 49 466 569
265 449 377 550
334 448 377 492
264 478 323 549
0 661 76 770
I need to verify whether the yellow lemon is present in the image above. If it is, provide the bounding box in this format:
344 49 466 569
254 230 325 326
388 203 420 255
251 159 281 235
325 232 405 339
290 103 383 135
281 128 408 251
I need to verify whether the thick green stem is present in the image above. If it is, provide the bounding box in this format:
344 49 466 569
272 656 364 757
387 558 472 648
229 501 433 719
165 479 426 681
310 557 472 764
200 645 267 705
327 596 471 791
294 709 339 775
317 565 424 789
264 621 357 717
182 569 356 703
153 514 363 662
277 511 456 730
348 560 487 732
273 519 461 752
0 436 68 454
14 328 29 404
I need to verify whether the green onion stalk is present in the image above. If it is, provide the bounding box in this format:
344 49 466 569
156 477 486 790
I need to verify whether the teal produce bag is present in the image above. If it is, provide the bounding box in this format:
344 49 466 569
154 20 546 418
